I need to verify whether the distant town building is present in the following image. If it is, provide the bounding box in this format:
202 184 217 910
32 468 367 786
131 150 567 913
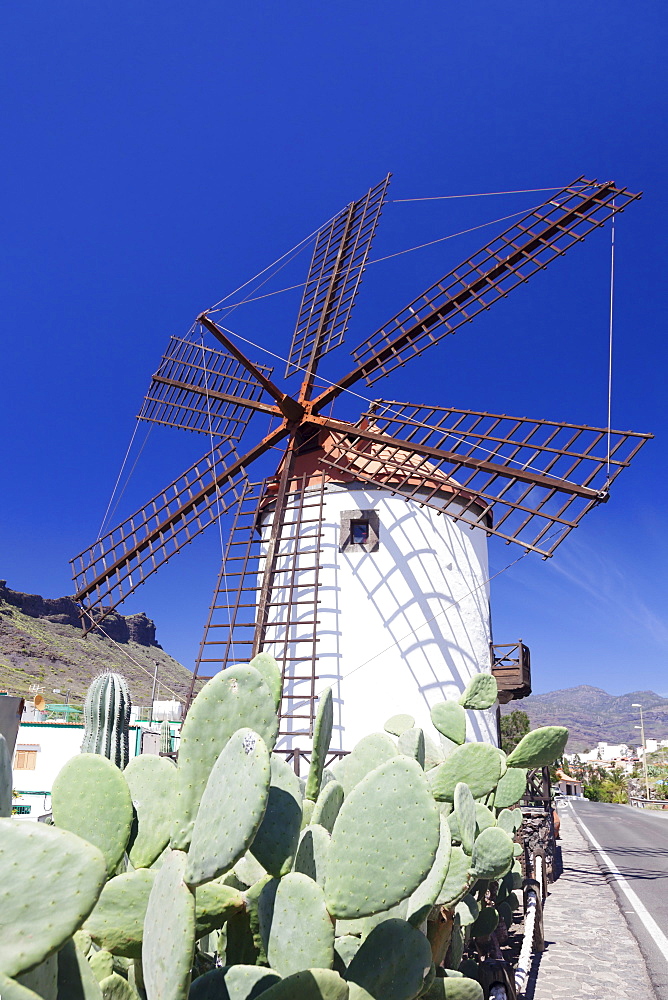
566 742 637 774
11 710 181 819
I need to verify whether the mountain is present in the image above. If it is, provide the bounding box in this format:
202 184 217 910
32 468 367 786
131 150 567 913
502 684 668 752
0 579 195 710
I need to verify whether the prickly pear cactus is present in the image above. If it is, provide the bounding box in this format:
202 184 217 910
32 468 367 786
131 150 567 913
124 753 177 869
52 754 134 877
82 672 132 770
184 728 271 886
325 757 439 919
6 661 565 994
170 666 278 851
305 687 333 802
506 725 568 768
0 819 106 977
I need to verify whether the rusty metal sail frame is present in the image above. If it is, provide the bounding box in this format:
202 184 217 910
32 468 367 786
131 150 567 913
71 174 651 727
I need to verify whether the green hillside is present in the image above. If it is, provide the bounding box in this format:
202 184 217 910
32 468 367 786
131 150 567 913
0 583 196 711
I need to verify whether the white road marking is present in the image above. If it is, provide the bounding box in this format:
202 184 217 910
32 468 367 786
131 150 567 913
568 802 668 960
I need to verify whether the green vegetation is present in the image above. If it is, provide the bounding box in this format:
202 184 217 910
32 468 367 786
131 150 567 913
499 710 530 755
0 664 568 998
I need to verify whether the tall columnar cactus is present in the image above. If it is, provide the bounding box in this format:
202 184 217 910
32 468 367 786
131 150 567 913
0 658 568 999
81 672 132 769
160 719 172 755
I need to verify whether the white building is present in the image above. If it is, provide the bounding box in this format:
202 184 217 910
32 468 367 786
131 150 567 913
260 432 498 752
567 742 636 773
11 717 180 819
639 738 668 756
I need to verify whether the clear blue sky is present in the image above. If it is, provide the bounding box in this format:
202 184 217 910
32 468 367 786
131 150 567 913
2 2 666 696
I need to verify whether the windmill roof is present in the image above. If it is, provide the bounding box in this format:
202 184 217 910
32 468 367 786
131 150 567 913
265 418 478 508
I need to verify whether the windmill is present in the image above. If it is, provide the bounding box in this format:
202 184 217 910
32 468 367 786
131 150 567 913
71 175 651 752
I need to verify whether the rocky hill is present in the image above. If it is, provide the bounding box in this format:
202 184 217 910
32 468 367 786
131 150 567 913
0 580 195 710
502 684 668 752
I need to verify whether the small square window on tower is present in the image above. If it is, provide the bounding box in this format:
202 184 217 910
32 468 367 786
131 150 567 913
351 520 370 545
340 510 379 553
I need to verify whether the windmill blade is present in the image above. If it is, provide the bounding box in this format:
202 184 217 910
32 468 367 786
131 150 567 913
71 426 288 633
315 403 651 557
138 334 277 441
310 178 640 409
191 475 326 739
285 174 391 388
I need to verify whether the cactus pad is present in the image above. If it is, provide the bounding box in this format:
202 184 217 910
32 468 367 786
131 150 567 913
0 819 106 977
325 757 439 919
334 936 361 969
89 951 114 982
331 733 397 796
52 754 133 876
251 753 303 877
384 714 415 737
423 978 483 999
424 733 445 770
397 727 425 768
16 953 58 999
470 905 498 939
506 726 568 768
195 880 245 938
185 728 271 886
311 780 344 833
255 969 349 1000
258 873 334 977
496 808 520 836
346 919 433 1000
249 653 283 712
492 766 527 809
85 868 156 958
458 673 497 711
125 754 177 869
306 687 333 801
143 850 195 1000
99 973 139 999
474 803 496 833
470 827 514 880
294 824 331 886
454 782 476 855
57 938 104 1000
0 974 44 1000
436 846 471 908
171 666 278 850
454 893 479 927
189 965 281 1000
406 814 452 926
258 872 334 976
430 702 466 746
0 734 11 817
429 743 502 802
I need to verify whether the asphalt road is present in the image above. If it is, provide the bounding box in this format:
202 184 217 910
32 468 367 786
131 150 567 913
567 798 668 999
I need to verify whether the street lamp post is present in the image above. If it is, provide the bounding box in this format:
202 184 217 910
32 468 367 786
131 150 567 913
632 703 651 801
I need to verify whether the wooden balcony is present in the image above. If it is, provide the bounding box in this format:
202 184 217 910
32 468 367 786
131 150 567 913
490 640 531 703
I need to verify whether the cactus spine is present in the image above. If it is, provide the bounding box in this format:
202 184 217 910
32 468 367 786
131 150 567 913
160 719 172 755
81 672 132 769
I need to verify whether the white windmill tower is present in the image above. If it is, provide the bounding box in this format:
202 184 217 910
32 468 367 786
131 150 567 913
70 175 650 757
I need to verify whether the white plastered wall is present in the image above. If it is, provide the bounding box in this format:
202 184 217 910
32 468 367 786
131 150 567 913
262 483 498 752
